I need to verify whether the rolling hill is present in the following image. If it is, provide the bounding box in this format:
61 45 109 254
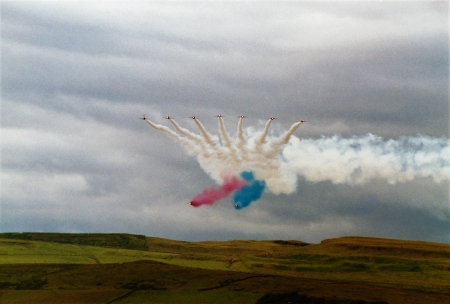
0 233 449 303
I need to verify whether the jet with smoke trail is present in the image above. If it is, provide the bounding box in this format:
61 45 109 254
189 173 248 207
233 171 267 209
143 115 450 209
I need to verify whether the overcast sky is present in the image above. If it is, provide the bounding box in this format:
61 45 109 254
2 1 449 244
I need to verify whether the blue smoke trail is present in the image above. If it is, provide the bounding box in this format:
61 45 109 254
233 171 266 210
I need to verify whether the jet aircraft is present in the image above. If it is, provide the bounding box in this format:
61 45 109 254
300 120 307 123
239 115 246 118
139 115 146 120
190 116 197 119
269 117 276 120
165 116 172 119
215 114 223 118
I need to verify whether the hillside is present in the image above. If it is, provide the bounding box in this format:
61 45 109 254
0 233 449 304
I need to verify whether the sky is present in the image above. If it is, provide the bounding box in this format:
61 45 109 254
2 1 449 244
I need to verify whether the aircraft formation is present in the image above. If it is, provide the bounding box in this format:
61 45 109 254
141 112 449 210
139 114 307 123
141 113 311 206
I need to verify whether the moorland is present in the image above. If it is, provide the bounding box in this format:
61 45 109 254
0 232 449 303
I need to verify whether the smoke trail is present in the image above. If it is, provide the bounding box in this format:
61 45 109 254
237 117 246 146
144 120 198 154
189 174 247 207
259 119 273 143
144 116 450 208
218 116 233 147
233 171 266 209
193 118 219 148
283 134 450 185
169 119 203 143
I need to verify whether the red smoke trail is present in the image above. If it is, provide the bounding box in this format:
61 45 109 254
189 174 247 207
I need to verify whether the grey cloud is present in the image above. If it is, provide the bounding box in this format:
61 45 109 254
1 2 448 244
4 2 447 137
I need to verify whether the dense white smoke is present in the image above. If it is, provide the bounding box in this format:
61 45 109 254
145 117 450 195
284 134 450 186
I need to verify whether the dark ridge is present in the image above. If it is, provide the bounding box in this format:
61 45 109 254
198 275 279 291
0 232 148 250
256 292 389 304
320 236 450 259
0 277 48 290
273 240 309 247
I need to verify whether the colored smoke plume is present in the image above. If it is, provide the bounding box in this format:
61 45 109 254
189 174 247 207
233 171 266 209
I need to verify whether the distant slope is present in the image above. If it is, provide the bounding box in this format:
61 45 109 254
0 232 148 250
1 232 449 259
319 236 450 259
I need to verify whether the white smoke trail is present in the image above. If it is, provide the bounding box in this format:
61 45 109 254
144 117 450 194
218 117 233 147
237 117 246 146
169 119 203 143
144 120 193 151
283 134 450 185
259 119 273 144
217 117 241 165
236 117 249 163
193 119 218 148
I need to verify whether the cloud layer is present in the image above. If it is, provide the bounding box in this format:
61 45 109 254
2 2 448 243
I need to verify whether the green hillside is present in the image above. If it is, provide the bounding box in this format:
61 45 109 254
0 233 449 304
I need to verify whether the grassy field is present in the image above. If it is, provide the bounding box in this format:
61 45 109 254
0 233 449 303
